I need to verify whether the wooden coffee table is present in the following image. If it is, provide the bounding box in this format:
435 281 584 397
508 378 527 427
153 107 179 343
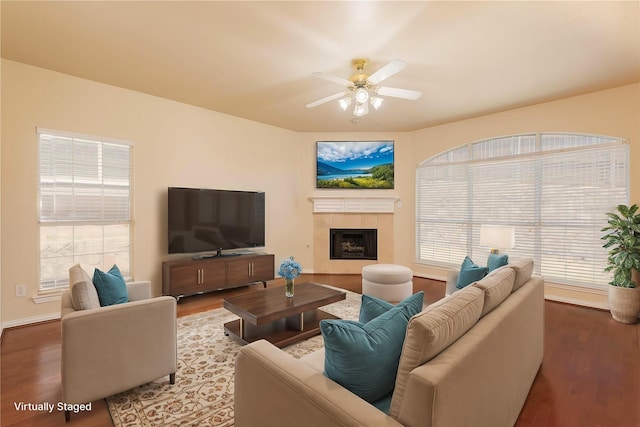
223 282 346 348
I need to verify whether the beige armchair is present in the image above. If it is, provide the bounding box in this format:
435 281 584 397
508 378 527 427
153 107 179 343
60 280 177 421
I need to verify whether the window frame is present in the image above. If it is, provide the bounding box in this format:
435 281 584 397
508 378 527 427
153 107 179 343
37 127 134 293
415 132 629 290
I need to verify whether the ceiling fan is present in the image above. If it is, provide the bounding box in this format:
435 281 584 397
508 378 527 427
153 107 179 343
306 58 422 117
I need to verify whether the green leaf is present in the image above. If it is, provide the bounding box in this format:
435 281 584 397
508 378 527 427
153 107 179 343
618 205 630 217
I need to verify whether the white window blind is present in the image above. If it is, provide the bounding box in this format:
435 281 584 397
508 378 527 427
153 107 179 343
38 129 133 291
416 133 629 289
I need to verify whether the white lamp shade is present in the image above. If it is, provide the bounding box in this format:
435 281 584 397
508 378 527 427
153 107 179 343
479 225 515 249
338 97 352 111
370 96 383 110
355 87 369 103
353 102 369 117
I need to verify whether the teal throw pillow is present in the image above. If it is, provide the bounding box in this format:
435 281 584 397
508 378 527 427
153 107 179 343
372 393 393 414
359 291 424 324
456 256 488 289
321 291 424 402
487 253 509 272
92 265 128 306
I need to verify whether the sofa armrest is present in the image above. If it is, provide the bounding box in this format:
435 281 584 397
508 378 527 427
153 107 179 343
61 296 177 404
445 270 459 296
235 340 402 427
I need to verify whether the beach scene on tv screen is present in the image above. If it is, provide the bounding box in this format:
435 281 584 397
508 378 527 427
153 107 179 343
316 141 394 189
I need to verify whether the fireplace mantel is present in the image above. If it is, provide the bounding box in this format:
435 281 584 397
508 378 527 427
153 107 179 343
309 197 398 213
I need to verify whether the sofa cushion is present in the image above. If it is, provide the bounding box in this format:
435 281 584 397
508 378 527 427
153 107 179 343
487 253 509 272
456 256 488 289
92 265 128 307
320 291 424 403
359 292 424 324
69 264 101 310
473 267 515 317
509 258 535 291
389 286 484 418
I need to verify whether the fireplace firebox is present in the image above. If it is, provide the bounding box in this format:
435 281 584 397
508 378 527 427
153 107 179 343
330 228 378 260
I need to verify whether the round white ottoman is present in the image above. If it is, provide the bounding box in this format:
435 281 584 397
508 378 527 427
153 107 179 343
362 264 413 302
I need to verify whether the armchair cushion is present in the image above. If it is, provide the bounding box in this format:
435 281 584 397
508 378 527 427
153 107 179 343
92 265 128 306
69 264 101 310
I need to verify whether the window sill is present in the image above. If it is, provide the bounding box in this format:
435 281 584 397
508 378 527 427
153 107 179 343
33 291 63 304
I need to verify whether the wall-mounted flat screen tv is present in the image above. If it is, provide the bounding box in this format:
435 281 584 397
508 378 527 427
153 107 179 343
316 140 394 189
168 187 265 255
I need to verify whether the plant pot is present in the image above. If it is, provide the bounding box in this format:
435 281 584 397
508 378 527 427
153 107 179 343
608 284 640 324
632 268 640 287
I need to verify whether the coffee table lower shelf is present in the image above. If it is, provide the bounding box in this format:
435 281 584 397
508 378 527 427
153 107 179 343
224 309 338 348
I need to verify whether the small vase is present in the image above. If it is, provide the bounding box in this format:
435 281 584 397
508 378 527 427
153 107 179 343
285 279 295 298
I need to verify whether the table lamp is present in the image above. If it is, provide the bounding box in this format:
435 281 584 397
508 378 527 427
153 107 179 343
479 224 515 254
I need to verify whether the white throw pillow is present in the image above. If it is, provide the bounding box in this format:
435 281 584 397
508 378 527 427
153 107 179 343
69 264 101 310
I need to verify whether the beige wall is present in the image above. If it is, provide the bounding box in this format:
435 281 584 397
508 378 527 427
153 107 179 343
1 58 638 326
1 60 301 326
0 10 3 333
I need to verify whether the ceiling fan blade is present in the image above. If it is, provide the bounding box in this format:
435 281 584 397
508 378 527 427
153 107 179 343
306 92 347 108
367 59 407 85
311 72 353 88
377 86 422 100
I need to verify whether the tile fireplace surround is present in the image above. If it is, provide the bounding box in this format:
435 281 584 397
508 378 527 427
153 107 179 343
311 197 396 274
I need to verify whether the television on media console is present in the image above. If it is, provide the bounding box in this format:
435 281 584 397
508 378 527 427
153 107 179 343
168 187 265 256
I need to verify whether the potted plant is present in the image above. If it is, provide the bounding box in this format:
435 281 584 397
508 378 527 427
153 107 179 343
601 204 640 323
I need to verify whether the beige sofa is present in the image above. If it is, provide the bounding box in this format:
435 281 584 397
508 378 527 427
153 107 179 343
235 259 543 427
61 280 177 421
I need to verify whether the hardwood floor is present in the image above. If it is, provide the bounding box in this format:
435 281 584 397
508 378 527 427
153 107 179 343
1 274 638 426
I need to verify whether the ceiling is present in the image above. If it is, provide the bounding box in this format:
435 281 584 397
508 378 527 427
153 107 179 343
2 1 639 132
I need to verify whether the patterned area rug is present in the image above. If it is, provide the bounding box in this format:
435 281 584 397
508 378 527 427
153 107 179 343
106 287 362 426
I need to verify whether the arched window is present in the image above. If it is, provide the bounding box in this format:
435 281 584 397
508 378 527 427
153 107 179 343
416 133 629 289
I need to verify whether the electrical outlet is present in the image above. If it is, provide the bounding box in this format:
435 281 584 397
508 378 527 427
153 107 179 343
16 284 27 298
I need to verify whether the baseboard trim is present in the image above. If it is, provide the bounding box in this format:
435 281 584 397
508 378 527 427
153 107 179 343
413 271 447 282
544 295 609 311
544 281 609 310
2 312 61 335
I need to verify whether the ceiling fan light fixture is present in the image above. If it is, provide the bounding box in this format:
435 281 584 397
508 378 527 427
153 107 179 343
307 58 421 120
355 87 369 104
338 97 352 111
370 96 384 110
354 101 369 117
